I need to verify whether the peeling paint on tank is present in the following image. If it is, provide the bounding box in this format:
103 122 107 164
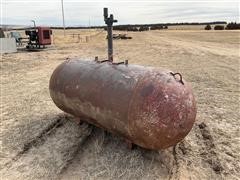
49 60 197 150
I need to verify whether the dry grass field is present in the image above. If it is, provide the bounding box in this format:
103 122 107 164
1 28 239 179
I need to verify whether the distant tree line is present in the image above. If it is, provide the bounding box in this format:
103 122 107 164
205 22 240 30
150 25 168 30
6 21 234 31
112 25 149 31
110 21 226 32
214 25 225 30
111 25 169 31
49 21 227 30
225 22 240 30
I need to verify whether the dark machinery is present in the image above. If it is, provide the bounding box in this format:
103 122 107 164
25 20 52 49
0 28 5 38
49 8 197 150
107 34 132 40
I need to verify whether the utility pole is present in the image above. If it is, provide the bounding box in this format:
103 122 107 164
61 0 66 36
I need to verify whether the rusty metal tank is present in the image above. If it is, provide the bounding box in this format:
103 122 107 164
49 59 197 150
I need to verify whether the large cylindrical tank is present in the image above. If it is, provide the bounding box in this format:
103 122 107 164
49 59 197 150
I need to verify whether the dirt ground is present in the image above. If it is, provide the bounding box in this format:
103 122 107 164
1 29 239 180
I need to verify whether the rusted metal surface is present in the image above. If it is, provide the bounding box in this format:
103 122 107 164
49 59 197 150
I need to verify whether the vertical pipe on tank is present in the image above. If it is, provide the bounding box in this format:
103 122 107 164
103 8 117 62
107 19 113 61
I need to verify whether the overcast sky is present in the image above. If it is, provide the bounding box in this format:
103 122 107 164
1 0 239 26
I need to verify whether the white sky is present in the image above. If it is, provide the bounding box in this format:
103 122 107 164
1 0 239 26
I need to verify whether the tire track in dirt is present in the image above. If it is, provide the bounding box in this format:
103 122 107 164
1 114 92 179
59 128 170 180
2 114 67 169
168 146 180 180
167 140 195 180
198 122 223 174
167 122 224 180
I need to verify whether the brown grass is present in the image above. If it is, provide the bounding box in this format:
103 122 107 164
1 29 239 179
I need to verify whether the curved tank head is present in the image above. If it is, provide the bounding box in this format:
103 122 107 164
127 70 196 149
